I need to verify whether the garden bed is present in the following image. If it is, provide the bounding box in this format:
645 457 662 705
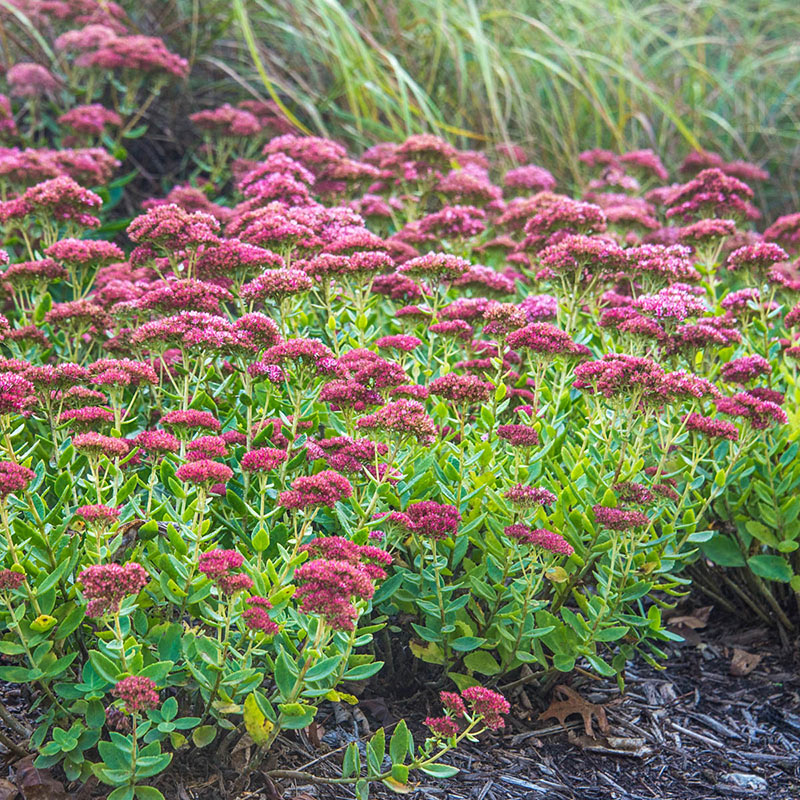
5 609 797 799
1 4 800 800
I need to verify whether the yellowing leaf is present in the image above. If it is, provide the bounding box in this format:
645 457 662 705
409 640 445 665
546 566 568 583
243 692 273 747
31 614 58 633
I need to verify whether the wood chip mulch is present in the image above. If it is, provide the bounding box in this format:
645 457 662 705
2 614 799 800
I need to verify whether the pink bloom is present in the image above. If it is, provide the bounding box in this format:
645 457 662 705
429 373 492 404
0 373 36 415
84 35 189 78
79 562 149 616
58 104 122 136
161 409 221 432
507 322 576 356
356 400 436 444
0 462 35 497
375 334 422 353
727 242 788 273
497 425 540 448
6 63 60 97
190 104 262 137
59 406 114 431
593 506 649 531
278 470 353 510
429 320 473 340
504 525 574 555
0 569 25 591
135 429 180 456
294 558 376 630
504 164 556 193
684 412 739 441
425 716 460 737
716 392 787 430
461 686 510 730
186 435 228 461
393 500 461 541
198 549 244 579
73 432 130 459
175 460 233 486
45 237 124 267
113 676 160 714
665 168 755 221
397 252 470 282
503 484 556 508
241 447 287 472
720 355 771 385
240 269 313 302
75 504 120 525
242 596 279 634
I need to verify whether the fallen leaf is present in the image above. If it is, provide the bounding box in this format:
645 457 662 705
668 606 713 629
14 757 69 800
568 731 650 757
538 684 610 738
0 777 18 800
730 647 762 677
306 720 324 749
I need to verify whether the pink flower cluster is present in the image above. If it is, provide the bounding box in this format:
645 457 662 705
278 469 353 510
79 562 149 616
113 676 160 714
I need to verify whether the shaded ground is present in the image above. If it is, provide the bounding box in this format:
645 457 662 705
257 615 800 800
2 611 799 800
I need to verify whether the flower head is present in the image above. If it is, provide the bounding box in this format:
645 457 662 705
503 485 556 508
278 470 353 510
113 676 160 714
593 506 649 531
294 558 376 630
79 562 149 616
175 460 233 487
461 686 510 730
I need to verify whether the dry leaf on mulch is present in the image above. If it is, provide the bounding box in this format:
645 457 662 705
730 646 763 677
538 684 610 738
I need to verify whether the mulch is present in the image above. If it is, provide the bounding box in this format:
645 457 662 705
2 610 799 800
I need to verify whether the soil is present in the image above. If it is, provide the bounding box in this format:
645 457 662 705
2 608 799 800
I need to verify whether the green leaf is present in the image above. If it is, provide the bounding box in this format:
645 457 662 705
700 534 746 567
343 661 383 681
390 719 411 764
367 727 385 776
745 520 779 547
389 764 410 786
135 788 166 800
305 656 341 682
747 555 793 583
595 626 629 642
420 763 459 778
342 742 360 779
463 650 501 676
584 652 617 677
139 661 173 683
0 666 39 682
552 654 575 672
450 636 486 652
192 726 217 748
108 788 135 800
160 696 178 722
86 699 106 729
252 527 270 551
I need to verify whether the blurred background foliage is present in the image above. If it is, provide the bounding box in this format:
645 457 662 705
101 0 800 217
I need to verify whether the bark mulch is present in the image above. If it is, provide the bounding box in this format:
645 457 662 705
2 611 799 800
